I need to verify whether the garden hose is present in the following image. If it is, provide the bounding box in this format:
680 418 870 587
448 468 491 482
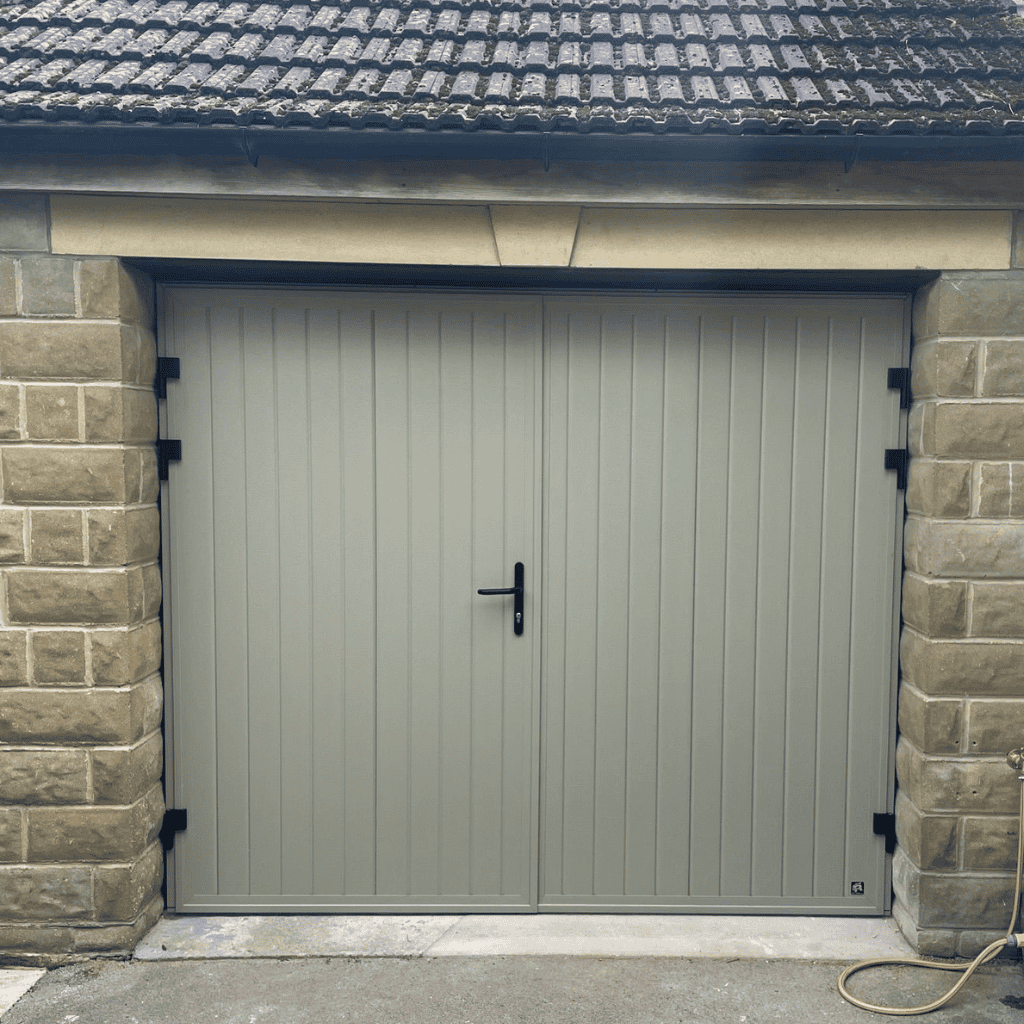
837 749 1024 1015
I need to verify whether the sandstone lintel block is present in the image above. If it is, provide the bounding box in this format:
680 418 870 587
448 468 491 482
0 193 49 253
0 508 26 564
904 517 1024 578
913 272 1024 340
900 629 1024 697
0 382 21 439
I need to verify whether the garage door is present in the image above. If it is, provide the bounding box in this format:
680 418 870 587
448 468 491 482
161 288 908 914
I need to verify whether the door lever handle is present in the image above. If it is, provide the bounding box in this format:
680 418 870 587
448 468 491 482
477 562 524 636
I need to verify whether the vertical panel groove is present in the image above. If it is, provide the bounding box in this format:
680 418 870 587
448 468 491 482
369 309 378 896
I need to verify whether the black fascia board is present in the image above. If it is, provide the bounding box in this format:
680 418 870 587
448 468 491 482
1 123 1024 165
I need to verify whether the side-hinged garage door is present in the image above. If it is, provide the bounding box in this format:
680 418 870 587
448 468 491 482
161 287 908 915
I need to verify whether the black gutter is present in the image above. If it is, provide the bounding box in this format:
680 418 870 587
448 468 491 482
1 123 1024 164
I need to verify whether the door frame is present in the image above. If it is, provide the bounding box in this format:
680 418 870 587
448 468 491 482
157 283 909 915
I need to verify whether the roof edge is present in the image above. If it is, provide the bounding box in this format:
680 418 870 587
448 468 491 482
2 124 1024 165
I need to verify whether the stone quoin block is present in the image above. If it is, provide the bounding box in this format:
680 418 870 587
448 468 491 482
901 574 967 637
86 507 160 567
981 339 1024 396
0 321 142 382
965 699 1024 755
0 630 28 685
84 386 157 444
0 258 16 315
912 272 1024 340
92 841 163 922
6 567 150 625
0 867 93 921
77 259 155 328
900 630 1024 697
0 383 21 438
26 784 163 862
91 731 163 805
910 340 977 399
896 737 1022 814
897 684 962 755
24 385 79 442
1 447 140 504
89 621 162 687
970 582 1024 638
904 459 971 517
894 854 1018 930
904 518 1024 578
0 509 26 563
975 462 1024 517
31 630 87 684
893 791 958 871
0 748 88 805
29 509 85 565
19 257 76 317
917 401 1024 460
0 676 160 744
961 815 1021 871
0 809 22 862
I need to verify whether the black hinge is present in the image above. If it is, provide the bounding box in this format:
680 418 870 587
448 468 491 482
160 809 187 851
888 367 911 409
155 357 180 400
873 812 897 854
157 438 182 481
885 448 908 490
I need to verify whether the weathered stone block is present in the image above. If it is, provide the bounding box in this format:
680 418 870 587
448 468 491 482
2 447 131 504
904 459 971 518
31 630 86 684
0 685 139 744
904 517 1024 578
922 402 1024 459
87 507 160 566
897 684 962 755
966 698 1024 755
0 258 16 316
92 731 163 805
0 867 93 921
970 582 1024 638
975 462 1024 518
0 748 88 804
27 785 163 862
981 339 1024 396
910 340 977 399
0 383 21 439
894 791 958 871
1014 210 1024 270
901 574 966 638
80 262 155 330
0 808 23 862
7 567 147 625
93 841 163 922
20 257 75 316
913 272 1024 340
139 446 157 503
962 815 1020 871
29 509 84 564
0 194 49 252
0 508 26 563
0 630 28 685
24 384 79 441
84 386 157 444
0 321 135 381
896 737 1021 813
900 629 1024 696
90 621 161 686
891 904 957 959
131 674 162 739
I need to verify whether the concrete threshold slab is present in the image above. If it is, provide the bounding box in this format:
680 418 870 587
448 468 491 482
135 914 915 962
0 969 45 1018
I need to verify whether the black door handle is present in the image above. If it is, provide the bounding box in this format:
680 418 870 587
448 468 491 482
477 562 524 636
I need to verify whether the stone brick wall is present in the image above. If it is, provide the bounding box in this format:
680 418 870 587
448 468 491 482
895 269 1024 957
0 194 163 966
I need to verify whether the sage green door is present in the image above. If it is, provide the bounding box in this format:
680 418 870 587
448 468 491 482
163 289 543 911
163 288 906 915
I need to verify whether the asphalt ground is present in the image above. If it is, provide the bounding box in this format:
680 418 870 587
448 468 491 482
4 955 1024 1024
